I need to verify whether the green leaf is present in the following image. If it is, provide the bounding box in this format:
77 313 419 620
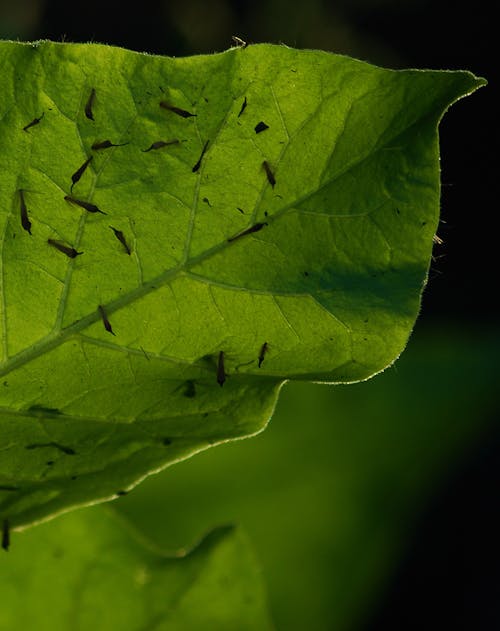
0 40 485 528
0 507 273 630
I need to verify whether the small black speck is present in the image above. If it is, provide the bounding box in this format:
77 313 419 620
364 318 369 323
71 475 78 480
264 211 268 217
422 221 427 226
396 208 401 215
303 271 309 277
116 490 128 496
162 437 172 446
3 381 7 387
203 412 209 418
363 337 368 341
46 460 54 466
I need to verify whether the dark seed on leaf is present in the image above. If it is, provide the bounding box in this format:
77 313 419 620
238 97 247 117
98 305 115 336
2 519 9 551
18 190 32 234
228 222 268 242
116 490 128 496
142 139 180 152
159 101 196 118
217 351 226 387
91 140 128 150
258 342 268 368
0 485 19 492
70 156 93 191
85 88 96 120
262 161 276 187
64 195 106 215
192 140 209 173
254 121 269 134
162 438 172 446
48 239 83 258
109 226 131 255
202 197 212 207
22 112 44 132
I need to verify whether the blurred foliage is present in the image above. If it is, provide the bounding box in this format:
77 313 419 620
115 325 499 630
0 508 273 630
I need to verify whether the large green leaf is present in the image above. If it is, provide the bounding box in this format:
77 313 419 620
0 40 484 528
0 507 273 630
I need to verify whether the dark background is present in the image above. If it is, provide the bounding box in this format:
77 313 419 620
1 1 496 628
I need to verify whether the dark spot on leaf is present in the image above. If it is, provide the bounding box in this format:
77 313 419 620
202 197 212 207
236 207 245 214
422 221 427 226
264 211 268 217
71 476 78 481
303 271 309 277
162 438 172 446
255 121 269 134
0 485 19 492
46 460 54 466
116 490 128 496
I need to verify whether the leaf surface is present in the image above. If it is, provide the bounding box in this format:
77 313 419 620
0 40 485 527
0 507 273 630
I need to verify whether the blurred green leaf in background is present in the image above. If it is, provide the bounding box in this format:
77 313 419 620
0 507 273 630
116 326 499 630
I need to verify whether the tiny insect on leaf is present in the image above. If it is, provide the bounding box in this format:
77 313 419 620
228 222 268 243
258 342 268 367
142 140 180 152
48 239 83 258
262 161 276 187
70 156 93 191
238 97 247 117
64 195 106 215
22 112 44 132
159 102 196 118
192 140 209 173
91 140 128 150
109 226 131 255
18 190 32 234
98 305 115 336
217 351 226 387
85 88 96 120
